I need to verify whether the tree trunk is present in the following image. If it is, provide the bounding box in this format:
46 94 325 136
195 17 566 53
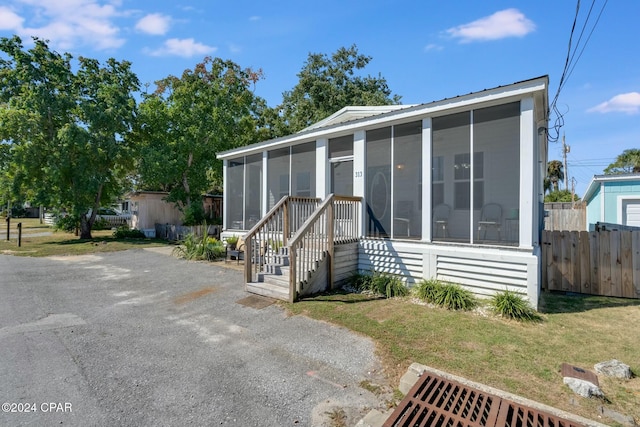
79 215 92 239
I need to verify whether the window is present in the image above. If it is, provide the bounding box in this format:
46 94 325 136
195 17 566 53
291 142 315 197
267 147 289 208
244 153 262 229
432 156 444 207
454 152 483 210
366 127 391 237
393 121 422 239
227 158 244 229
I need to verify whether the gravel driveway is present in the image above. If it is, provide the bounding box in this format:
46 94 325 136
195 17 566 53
0 249 386 426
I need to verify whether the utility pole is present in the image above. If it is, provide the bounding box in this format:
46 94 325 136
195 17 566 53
571 177 577 208
562 133 570 191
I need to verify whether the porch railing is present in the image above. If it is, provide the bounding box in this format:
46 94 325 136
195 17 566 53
243 196 320 284
288 195 361 302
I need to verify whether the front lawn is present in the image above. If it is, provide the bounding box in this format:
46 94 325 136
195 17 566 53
285 291 640 424
0 218 170 257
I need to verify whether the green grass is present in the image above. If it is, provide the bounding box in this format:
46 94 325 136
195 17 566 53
284 290 640 424
0 218 171 257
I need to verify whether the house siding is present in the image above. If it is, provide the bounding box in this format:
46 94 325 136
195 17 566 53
358 238 538 308
586 179 640 229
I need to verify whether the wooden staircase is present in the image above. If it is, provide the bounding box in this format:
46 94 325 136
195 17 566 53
246 247 291 301
242 195 361 303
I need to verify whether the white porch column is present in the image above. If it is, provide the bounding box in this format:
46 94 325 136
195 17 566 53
353 130 366 237
422 118 432 243
261 151 268 216
222 159 228 230
316 138 328 199
519 97 535 248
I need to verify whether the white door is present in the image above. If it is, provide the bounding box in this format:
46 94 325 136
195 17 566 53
623 200 640 226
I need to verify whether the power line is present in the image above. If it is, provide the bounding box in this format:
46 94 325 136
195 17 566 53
548 0 609 143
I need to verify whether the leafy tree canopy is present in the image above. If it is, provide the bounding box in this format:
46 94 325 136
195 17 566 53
132 57 266 211
275 44 401 135
544 189 580 203
0 35 139 238
604 148 640 174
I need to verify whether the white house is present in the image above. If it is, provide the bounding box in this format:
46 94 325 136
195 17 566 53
217 76 549 308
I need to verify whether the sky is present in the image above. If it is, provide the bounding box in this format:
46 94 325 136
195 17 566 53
0 0 638 197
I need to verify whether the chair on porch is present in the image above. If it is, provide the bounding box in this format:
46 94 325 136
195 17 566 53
394 201 413 237
433 203 451 238
226 237 245 264
477 203 502 241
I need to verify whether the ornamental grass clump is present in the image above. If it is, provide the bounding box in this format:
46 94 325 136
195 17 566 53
491 289 541 322
347 271 408 298
413 278 440 303
432 282 477 311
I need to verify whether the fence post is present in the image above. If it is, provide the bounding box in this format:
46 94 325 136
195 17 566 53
5 216 9 241
17 222 22 247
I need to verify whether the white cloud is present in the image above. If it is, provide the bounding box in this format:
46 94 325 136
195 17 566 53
424 43 443 52
0 6 24 30
249 16 261 22
135 13 170 35
588 92 640 114
5 0 125 50
228 43 241 54
446 9 535 43
147 38 216 58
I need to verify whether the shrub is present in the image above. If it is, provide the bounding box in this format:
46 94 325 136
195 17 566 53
346 271 372 292
432 282 476 311
491 289 541 322
113 226 145 239
183 204 206 226
413 278 440 303
92 217 111 230
346 271 407 298
173 232 225 261
53 213 80 233
371 272 409 298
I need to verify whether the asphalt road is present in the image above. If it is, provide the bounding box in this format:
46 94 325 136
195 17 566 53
0 248 385 426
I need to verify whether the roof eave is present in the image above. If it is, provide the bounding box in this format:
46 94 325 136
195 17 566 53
218 75 549 160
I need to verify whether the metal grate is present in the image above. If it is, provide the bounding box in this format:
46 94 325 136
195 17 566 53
383 373 586 427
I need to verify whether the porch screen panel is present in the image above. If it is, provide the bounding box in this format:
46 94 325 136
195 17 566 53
473 102 520 245
291 142 316 198
267 147 290 209
227 157 244 230
393 121 422 239
244 153 262 230
329 135 354 158
432 112 471 243
366 127 391 237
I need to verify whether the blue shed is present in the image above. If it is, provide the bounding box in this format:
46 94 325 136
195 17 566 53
583 174 640 230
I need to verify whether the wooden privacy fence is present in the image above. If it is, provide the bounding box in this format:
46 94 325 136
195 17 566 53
542 230 640 298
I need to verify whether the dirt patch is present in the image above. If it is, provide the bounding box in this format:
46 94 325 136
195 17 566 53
173 286 218 305
235 295 275 309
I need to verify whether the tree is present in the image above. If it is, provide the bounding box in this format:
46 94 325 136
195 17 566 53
0 36 139 238
546 160 564 192
275 44 401 134
133 57 265 218
604 148 640 174
544 190 580 203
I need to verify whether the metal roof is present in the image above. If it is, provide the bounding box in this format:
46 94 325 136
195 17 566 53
217 75 549 160
583 173 640 201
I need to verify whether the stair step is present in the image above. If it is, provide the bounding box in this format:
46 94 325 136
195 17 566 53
264 264 289 275
258 272 289 287
267 253 289 266
246 281 289 301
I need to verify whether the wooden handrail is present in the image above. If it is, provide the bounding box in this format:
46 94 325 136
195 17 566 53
243 196 320 284
287 194 361 302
